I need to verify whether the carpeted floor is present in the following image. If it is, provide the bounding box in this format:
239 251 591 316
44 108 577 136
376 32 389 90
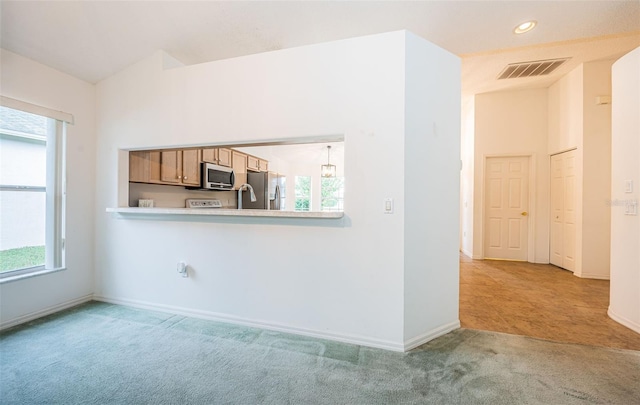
1 301 639 404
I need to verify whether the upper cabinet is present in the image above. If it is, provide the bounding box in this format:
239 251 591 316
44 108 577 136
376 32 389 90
159 149 201 186
247 155 269 172
218 148 232 167
259 159 268 172
129 147 267 190
181 149 202 186
247 155 260 172
129 151 161 183
202 147 232 167
130 151 152 183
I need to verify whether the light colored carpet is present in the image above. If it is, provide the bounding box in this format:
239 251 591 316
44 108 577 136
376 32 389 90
1 301 639 404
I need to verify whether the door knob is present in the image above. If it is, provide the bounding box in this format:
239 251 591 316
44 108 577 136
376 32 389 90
521 211 528 216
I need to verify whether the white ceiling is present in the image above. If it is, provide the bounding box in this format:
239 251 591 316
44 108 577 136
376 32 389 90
1 1 639 94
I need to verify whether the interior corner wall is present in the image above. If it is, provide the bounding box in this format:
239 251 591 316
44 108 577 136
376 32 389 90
94 32 412 350
473 88 550 263
403 32 461 347
460 95 475 258
0 49 96 328
581 60 614 279
609 47 640 334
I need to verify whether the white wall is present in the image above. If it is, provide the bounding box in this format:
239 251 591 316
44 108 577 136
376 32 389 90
581 61 613 279
548 66 583 155
472 88 550 263
403 32 461 345
609 47 640 333
460 95 474 257
94 31 460 351
0 49 96 328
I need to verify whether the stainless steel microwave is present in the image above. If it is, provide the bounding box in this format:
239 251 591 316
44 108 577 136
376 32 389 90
201 162 235 190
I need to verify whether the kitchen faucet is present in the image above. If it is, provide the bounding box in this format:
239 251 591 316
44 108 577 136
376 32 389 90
237 183 256 209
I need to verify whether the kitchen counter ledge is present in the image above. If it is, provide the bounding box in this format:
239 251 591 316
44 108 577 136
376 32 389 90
106 207 344 219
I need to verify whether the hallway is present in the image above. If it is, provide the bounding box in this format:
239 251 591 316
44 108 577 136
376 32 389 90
460 255 640 351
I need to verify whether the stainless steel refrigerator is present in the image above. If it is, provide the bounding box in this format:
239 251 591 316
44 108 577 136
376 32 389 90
243 171 286 210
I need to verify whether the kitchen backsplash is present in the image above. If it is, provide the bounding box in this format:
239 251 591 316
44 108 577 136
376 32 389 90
129 183 236 208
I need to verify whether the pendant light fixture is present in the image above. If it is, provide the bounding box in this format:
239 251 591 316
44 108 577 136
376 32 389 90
321 145 336 178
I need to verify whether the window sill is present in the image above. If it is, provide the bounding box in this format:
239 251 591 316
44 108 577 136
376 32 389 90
0 267 66 284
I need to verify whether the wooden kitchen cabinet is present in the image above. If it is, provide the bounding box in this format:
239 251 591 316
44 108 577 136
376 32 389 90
130 151 151 182
218 148 232 167
181 149 201 186
247 155 269 172
232 150 247 190
130 146 266 189
247 155 260 172
201 147 232 167
201 148 217 163
159 149 201 186
160 150 181 183
129 151 161 183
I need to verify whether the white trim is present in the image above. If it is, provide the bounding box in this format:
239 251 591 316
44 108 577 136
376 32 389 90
93 295 406 352
403 321 461 351
0 266 66 284
575 273 610 280
0 294 92 331
550 147 578 157
460 249 473 258
608 307 640 334
0 96 74 124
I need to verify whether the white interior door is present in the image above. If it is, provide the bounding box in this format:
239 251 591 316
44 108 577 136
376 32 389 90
549 150 576 272
484 156 530 261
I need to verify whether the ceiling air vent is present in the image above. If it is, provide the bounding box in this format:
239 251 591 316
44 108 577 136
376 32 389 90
497 58 570 80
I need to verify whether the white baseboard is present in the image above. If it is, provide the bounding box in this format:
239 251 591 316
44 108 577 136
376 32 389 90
93 295 407 352
608 307 640 334
575 272 610 280
403 320 461 351
0 294 93 331
461 249 475 259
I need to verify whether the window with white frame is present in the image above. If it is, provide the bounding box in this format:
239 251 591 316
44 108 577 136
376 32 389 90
320 177 344 212
294 176 311 211
0 105 66 279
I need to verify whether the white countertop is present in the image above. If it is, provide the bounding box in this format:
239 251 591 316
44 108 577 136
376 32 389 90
106 207 344 219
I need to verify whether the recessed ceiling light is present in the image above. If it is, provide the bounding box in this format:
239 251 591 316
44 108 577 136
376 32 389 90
514 20 537 34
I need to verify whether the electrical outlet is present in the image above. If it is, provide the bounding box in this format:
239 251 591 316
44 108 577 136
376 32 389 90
177 262 188 277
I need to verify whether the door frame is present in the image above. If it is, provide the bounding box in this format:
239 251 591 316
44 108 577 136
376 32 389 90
480 153 537 262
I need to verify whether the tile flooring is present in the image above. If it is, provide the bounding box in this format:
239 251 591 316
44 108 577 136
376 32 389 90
459 254 640 351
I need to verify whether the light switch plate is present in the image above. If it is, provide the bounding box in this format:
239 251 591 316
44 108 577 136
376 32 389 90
384 198 394 214
625 180 633 193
